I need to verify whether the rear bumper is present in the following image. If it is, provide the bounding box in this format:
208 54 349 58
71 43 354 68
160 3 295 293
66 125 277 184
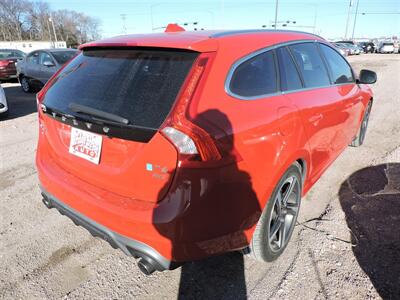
0 68 17 80
40 187 178 271
36 131 262 263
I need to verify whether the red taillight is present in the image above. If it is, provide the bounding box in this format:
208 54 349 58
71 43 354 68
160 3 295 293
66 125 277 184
0 60 10 67
161 52 222 162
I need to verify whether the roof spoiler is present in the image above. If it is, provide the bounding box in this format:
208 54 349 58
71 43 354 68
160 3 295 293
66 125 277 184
165 23 185 33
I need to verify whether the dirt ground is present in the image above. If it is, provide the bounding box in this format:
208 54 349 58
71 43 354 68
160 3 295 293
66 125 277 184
0 54 399 300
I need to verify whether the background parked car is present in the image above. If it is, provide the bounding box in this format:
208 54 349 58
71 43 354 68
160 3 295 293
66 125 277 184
16 48 77 93
377 42 395 53
335 42 354 55
0 49 25 81
358 42 375 53
0 84 8 117
333 43 349 56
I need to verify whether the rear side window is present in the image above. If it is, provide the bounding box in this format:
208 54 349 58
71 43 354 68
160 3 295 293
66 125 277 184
276 47 303 91
229 50 277 97
289 43 330 88
43 49 198 129
319 44 354 84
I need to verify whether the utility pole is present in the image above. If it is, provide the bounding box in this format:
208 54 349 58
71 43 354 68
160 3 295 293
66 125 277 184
274 0 279 30
120 14 127 34
312 5 318 34
220 0 225 28
49 17 57 47
351 0 360 40
344 0 353 39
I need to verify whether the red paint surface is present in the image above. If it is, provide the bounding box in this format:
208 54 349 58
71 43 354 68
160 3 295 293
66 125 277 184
37 30 373 262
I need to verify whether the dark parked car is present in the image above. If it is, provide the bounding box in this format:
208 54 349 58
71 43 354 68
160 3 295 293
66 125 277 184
0 49 25 81
16 48 77 92
358 42 375 53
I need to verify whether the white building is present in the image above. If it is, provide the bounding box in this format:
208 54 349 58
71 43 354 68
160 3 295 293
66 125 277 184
0 41 67 54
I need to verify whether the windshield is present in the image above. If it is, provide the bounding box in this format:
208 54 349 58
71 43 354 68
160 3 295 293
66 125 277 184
50 50 77 64
0 50 25 59
43 48 198 129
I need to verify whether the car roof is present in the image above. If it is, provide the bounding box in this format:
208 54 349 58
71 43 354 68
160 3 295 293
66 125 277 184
29 48 77 53
80 29 325 53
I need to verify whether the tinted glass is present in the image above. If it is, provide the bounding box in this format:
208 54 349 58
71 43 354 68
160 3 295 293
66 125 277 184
276 47 303 91
319 44 354 84
0 50 25 58
230 50 277 97
43 49 197 129
27 52 39 64
289 43 330 88
50 50 77 64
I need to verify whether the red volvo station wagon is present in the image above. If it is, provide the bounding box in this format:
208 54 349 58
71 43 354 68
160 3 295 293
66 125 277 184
36 29 376 275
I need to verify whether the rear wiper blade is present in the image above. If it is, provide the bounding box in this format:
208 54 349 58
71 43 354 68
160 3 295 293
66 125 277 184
69 102 129 125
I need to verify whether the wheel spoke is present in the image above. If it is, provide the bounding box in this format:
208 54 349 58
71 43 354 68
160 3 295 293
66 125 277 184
269 218 282 242
275 192 282 212
278 218 287 247
282 177 297 205
286 205 298 216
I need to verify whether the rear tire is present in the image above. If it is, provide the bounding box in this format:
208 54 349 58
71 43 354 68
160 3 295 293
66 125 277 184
350 101 372 147
250 162 302 262
20 76 33 93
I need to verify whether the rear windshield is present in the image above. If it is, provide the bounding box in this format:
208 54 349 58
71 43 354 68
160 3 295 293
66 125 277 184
43 49 198 129
50 50 77 64
0 49 25 59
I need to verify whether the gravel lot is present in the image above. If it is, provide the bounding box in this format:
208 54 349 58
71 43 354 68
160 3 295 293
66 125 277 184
0 54 399 300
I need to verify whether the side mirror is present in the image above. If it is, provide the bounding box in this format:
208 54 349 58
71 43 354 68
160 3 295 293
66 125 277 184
43 60 55 67
358 69 377 84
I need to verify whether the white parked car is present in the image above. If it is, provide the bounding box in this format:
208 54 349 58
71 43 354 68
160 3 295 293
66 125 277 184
0 85 9 116
378 42 395 53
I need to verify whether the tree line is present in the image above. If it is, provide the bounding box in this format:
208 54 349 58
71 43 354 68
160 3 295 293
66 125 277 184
0 0 101 47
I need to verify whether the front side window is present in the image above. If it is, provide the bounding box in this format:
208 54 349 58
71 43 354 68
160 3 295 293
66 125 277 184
319 44 354 84
229 50 277 97
289 43 330 88
39 52 54 65
276 47 303 91
27 52 39 64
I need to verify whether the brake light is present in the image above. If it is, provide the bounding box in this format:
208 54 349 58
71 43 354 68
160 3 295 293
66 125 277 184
0 60 10 67
161 52 222 162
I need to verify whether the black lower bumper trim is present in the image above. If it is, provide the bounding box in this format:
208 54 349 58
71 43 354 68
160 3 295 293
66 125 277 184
40 187 179 271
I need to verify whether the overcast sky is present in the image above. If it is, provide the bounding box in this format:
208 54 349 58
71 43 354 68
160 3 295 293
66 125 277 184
47 0 399 39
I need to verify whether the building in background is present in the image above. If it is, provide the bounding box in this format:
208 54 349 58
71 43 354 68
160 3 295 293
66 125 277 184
0 41 67 53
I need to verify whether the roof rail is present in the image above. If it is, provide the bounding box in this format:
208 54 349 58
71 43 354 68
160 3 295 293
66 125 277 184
209 29 324 40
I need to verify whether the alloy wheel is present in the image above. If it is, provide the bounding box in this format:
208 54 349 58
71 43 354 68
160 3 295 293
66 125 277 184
268 175 301 252
21 77 30 92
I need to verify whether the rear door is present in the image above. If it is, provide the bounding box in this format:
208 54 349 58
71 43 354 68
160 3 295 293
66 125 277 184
40 48 198 203
285 42 347 177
